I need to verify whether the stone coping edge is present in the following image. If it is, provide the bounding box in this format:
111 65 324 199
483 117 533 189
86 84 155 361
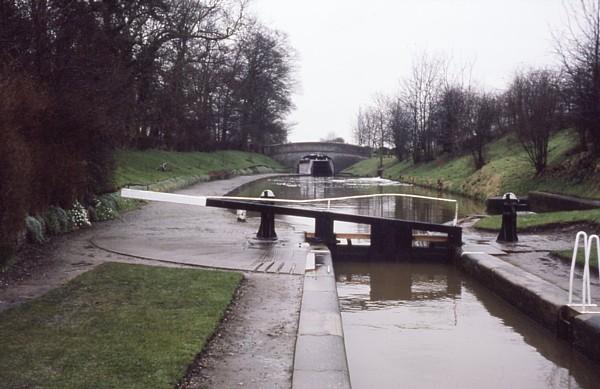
292 249 351 389
460 251 600 362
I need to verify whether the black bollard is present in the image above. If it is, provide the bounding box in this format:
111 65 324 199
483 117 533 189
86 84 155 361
256 190 277 240
497 192 518 242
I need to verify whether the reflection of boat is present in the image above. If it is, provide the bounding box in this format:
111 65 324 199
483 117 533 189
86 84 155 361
297 154 335 176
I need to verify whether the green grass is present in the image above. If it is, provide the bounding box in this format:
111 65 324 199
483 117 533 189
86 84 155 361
0 262 242 389
552 248 599 269
342 155 397 176
473 208 600 231
114 149 284 189
344 129 600 200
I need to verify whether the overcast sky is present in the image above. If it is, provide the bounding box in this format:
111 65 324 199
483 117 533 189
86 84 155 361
250 0 568 144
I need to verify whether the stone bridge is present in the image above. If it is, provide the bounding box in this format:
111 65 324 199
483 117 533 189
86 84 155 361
263 142 371 173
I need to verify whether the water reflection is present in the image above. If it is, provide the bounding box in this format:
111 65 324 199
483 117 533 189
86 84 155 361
336 262 461 308
337 262 600 389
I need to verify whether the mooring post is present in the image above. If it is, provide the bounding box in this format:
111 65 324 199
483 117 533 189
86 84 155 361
497 192 518 242
256 190 277 240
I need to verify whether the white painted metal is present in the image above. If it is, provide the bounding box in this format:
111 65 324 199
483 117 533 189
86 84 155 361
120 188 460 225
236 209 247 222
568 231 599 311
120 188 207 206
305 252 316 271
588 235 600 292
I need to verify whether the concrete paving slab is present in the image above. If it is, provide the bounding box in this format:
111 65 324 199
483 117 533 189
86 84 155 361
303 274 337 292
301 290 342 313
292 370 351 389
298 312 343 337
294 334 348 372
292 250 351 389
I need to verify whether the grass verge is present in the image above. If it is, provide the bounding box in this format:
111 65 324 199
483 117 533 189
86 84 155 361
473 208 600 232
0 262 242 389
552 248 599 269
114 149 284 189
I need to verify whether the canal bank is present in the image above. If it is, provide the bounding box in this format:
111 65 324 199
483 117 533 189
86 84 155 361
460 217 600 364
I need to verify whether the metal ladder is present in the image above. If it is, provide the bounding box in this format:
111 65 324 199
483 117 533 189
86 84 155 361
568 231 599 311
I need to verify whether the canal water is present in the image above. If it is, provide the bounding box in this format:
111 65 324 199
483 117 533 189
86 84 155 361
230 175 600 388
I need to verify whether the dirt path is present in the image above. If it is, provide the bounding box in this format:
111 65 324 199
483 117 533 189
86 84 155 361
0 174 303 388
180 273 302 388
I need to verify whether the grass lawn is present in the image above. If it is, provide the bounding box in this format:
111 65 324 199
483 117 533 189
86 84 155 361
552 248 599 269
114 149 284 189
0 262 242 389
473 208 600 232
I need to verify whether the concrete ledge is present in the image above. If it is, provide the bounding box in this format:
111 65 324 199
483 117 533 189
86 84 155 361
460 252 565 332
461 251 600 363
292 251 351 389
573 314 600 361
529 191 600 212
292 370 351 389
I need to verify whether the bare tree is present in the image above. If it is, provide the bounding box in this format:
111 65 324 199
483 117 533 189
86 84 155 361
401 53 445 162
465 91 499 169
506 69 562 174
555 0 600 153
320 131 344 143
389 98 411 160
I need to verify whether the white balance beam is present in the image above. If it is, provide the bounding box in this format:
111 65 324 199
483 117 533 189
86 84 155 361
121 188 207 207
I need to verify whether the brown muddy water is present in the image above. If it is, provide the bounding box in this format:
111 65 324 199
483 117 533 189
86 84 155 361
231 175 600 388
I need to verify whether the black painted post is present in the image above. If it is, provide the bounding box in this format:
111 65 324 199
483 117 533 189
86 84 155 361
314 215 335 243
256 190 277 240
497 193 518 242
370 222 412 260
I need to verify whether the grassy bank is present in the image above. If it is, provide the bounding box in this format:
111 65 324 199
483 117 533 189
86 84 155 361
0 262 242 388
114 149 284 189
552 248 598 269
473 208 600 232
345 129 600 200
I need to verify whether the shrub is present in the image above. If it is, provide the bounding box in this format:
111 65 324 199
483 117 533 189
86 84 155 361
67 201 91 229
90 196 117 222
25 216 46 244
46 206 71 235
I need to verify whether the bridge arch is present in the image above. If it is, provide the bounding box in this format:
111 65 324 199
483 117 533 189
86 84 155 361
264 142 371 173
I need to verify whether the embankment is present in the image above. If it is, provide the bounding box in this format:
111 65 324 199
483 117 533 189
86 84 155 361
344 129 600 201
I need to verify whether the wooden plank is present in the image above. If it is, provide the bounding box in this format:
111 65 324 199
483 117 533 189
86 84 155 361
413 234 448 243
306 232 448 242
304 232 448 242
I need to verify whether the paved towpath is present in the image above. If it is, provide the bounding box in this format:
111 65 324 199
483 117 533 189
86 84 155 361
91 175 308 274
